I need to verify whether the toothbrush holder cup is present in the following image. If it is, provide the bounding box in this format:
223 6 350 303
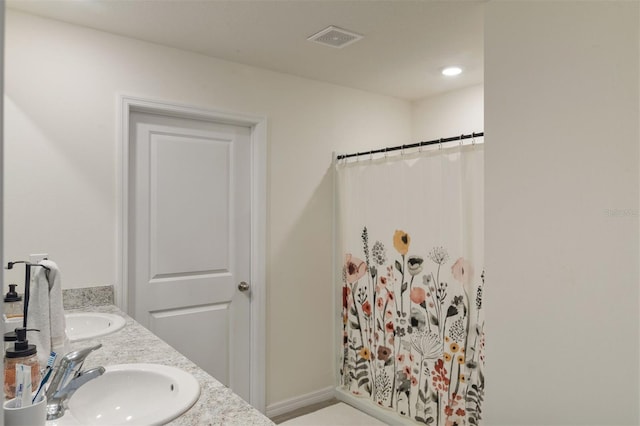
4 393 46 426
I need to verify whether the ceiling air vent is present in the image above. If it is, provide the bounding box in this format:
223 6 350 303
307 25 363 49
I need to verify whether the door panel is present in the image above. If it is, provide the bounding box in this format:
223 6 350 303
129 111 251 401
150 132 231 276
149 303 230 385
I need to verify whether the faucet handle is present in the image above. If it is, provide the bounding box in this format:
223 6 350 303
60 343 102 364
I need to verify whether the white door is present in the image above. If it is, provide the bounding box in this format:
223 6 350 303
129 111 251 401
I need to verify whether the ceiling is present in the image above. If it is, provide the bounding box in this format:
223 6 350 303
7 0 485 101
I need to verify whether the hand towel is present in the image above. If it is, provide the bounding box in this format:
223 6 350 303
26 260 70 366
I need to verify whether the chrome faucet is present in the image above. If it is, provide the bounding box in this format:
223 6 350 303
45 343 105 420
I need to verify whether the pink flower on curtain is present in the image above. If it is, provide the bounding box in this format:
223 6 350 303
409 287 426 304
432 358 450 393
362 301 372 316
342 287 350 309
377 346 392 361
345 254 367 283
451 257 474 285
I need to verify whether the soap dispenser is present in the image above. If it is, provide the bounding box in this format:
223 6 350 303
4 284 23 319
4 327 40 399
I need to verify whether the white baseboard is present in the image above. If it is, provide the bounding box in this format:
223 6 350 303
266 386 335 418
334 387 413 425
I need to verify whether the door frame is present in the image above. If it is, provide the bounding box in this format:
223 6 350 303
116 94 267 413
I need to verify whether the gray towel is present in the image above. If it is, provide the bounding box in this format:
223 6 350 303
26 260 70 366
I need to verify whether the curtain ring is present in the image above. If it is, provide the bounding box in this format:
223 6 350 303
460 134 464 146
472 132 476 145
384 147 388 158
418 142 423 153
401 144 405 156
439 138 443 150
369 150 373 161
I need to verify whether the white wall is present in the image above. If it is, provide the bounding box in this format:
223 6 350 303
4 10 412 405
485 2 639 425
1 2 5 404
412 83 483 142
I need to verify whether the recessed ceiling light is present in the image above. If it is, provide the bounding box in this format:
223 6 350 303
442 66 463 76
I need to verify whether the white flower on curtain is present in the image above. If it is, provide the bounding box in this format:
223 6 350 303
337 146 485 426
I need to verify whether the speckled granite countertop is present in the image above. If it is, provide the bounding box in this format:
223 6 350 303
67 305 274 426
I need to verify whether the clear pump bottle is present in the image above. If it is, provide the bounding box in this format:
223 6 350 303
4 328 40 399
4 284 23 319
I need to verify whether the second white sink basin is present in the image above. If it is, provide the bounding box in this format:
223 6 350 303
65 312 126 342
65 364 201 425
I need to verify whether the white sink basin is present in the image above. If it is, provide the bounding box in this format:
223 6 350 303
65 312 126 342
54 364 200 425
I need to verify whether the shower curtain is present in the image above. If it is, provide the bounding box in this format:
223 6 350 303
336 144 484 426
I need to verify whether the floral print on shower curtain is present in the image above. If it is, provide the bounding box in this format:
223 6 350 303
337 146 484 426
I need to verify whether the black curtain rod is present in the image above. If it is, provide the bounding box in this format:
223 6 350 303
336 131 484 160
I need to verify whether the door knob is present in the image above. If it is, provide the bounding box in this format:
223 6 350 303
238 281 250 292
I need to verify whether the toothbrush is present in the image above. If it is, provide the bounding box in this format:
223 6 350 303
32 351 57 404
14 365 24 408
21 365 32 407
15 382 23 408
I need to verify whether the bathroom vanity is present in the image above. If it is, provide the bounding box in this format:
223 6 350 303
62 304 273 425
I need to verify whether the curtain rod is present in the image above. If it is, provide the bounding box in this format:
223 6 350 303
335 131 484 160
